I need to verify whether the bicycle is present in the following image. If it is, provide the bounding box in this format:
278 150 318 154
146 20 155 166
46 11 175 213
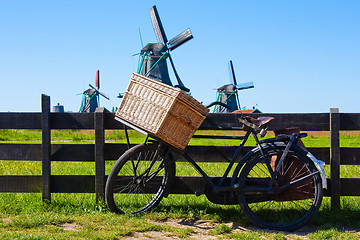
105 114 327 232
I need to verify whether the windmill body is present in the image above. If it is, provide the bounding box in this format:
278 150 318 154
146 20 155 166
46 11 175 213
138 43 172 86
215 84 239 112
81 89 99 112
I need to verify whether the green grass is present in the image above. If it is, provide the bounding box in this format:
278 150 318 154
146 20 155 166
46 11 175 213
1 128 359 147
1 129 360 239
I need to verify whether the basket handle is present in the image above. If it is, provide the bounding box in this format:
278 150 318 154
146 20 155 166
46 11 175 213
183 115 192 125
171 110 193 125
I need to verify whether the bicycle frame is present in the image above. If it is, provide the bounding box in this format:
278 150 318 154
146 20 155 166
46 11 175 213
180 130 252 191
175 129 311 194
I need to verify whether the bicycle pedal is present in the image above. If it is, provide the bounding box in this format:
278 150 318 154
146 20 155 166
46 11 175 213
194 191 203 196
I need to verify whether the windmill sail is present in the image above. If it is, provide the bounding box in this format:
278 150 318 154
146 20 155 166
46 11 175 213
150 5 168 44
237 82 254 90
230 60 237 86
95 70 100 89
168 29 193 51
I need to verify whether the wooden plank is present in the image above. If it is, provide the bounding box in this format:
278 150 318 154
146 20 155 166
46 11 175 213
50 113 94 129
42 94 52 202
0 143 330 164
340 113 360 131
104 143 132 160
51 175 95 193
340 148 360 165
0 174 359 198
170 177 335 196
200 113 330 131
98 176 335 196
267 113 330 131
104 112 124 129
176 145 246 163
95 108 105 201
330 108 340 209
104 144 246 163
0 144 95 162
340 178 360 196
2 112 359 132
0 113 41 129
51 144 94 161
307 147 330 164
103 112 332 131
171 176 206 194
0 175 93 193
0 144 41 160
0 175 41 192
104 144 330 164
99 175 203 195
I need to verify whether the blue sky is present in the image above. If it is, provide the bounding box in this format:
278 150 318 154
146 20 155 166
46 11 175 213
1 0 359 113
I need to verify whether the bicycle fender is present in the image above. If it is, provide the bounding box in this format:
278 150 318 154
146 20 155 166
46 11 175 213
292 145 328 189
231 142 327 189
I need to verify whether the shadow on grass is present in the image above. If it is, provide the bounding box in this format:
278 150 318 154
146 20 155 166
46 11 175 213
314 206 360 230
156 198 251 227
155 196 360 232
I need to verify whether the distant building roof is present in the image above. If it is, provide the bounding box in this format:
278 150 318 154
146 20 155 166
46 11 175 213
233 108 262 113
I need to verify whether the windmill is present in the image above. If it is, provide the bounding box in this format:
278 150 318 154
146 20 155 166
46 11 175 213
79 70 110 112
214 60 255 113
136 5 193 92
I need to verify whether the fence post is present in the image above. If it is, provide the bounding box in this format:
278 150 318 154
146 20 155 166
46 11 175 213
41 94 51 202
95 107 105 202
330 108 340 209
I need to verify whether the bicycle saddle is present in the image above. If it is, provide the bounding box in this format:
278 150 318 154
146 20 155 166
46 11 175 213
243 116 274 127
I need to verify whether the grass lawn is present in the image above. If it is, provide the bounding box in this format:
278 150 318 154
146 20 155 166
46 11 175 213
1 129 360 239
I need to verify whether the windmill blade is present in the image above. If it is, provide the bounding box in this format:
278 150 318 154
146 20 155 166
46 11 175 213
89 84 97 90
150 5 168 44
168 54 189 92
168 29 193 51
89 84 110 100
98 91 110 100
229 60 237 86
138 27 144 48
95 70 100 89
236 81 254 90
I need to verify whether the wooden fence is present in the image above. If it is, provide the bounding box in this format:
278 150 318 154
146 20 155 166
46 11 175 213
1 94 360 209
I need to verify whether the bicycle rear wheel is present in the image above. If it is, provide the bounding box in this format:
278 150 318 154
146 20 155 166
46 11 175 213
105 143 175 214
238 145 323 231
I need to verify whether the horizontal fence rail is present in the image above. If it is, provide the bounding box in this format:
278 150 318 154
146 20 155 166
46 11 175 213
1 94 360 209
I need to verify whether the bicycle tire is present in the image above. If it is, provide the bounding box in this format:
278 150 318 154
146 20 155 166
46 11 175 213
238 145 323 231
105 143 175 214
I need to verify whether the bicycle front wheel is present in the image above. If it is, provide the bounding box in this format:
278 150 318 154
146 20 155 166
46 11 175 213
105 143 175 214
238 145 323 231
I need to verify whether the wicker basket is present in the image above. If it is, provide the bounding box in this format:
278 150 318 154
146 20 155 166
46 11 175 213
115 73 209 150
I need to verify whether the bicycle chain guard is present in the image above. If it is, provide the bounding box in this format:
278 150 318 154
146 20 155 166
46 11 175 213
204 177 238 205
